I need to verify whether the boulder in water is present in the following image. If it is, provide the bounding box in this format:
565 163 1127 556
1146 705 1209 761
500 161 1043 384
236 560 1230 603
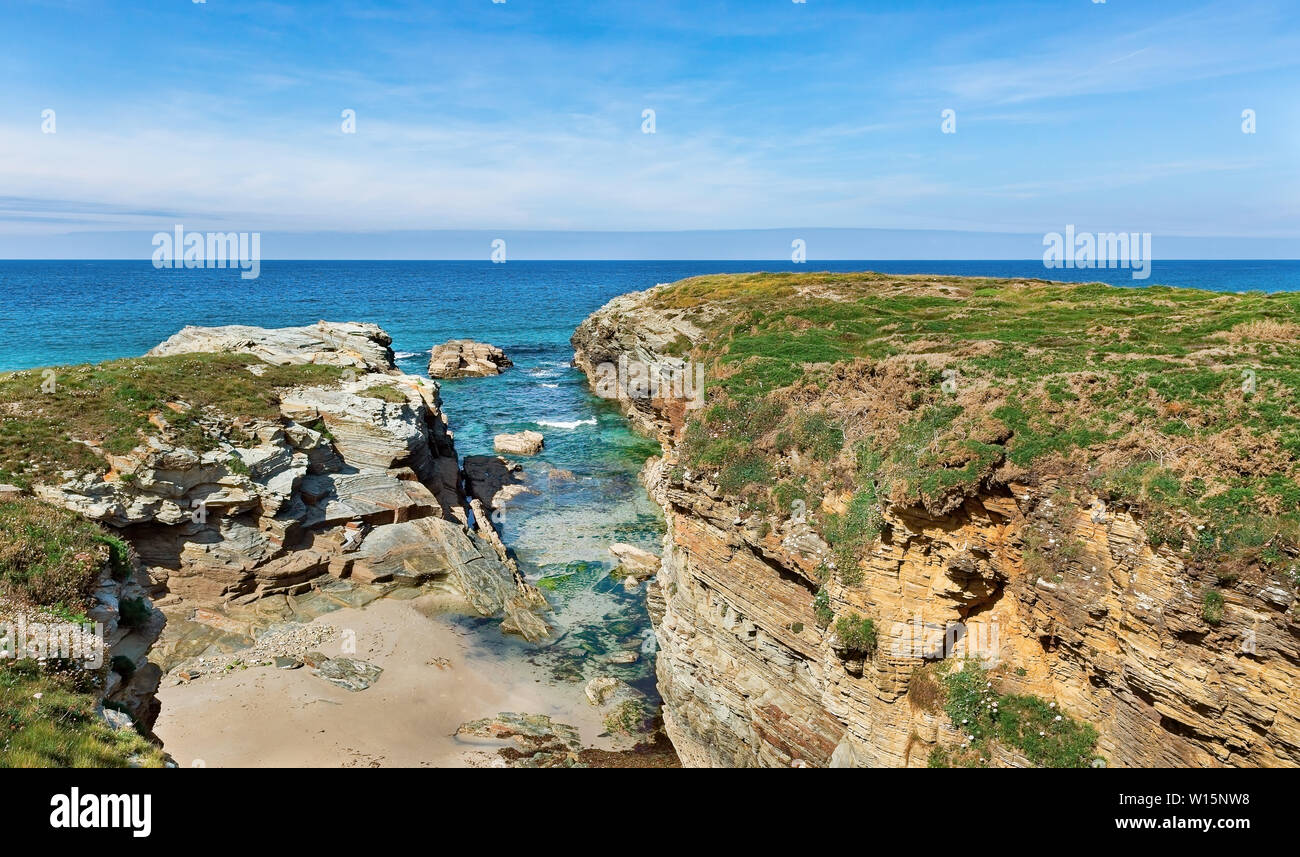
427 340 512 378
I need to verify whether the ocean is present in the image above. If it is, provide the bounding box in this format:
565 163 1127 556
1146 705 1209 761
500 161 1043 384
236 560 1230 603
3 259 1298 691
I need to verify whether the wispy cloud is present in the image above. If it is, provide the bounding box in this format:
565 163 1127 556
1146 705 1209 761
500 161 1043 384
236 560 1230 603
0 0 1296 245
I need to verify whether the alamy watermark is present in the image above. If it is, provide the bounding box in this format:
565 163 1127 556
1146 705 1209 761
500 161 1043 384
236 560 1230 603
152 225 261 280
1043 224 1151 280
1 617 105 669
591 355 705 409
889 616 1001 666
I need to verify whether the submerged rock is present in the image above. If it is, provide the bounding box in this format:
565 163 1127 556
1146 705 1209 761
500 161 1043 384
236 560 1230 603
609 542 660 580
427 340 512 378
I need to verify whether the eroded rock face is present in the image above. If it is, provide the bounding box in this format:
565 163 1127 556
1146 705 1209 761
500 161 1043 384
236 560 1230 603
94 551 166 733
428 340 513 379
574 291 1300 769
35 323 549 642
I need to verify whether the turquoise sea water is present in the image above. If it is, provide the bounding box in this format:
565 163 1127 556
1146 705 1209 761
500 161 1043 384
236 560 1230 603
3 259 1298 698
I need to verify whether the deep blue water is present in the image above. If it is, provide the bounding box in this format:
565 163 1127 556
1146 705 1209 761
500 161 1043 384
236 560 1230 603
2 260 1299 373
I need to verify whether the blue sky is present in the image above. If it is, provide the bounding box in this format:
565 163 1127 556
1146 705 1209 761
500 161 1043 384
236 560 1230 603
1 0 1297 256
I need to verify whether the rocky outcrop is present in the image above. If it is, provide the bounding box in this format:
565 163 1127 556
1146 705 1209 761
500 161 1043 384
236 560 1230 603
573 287 1300 768
494 430 544 456
462 455 534 511
36 322 550 642
93 548 166 733
150 321 397 370
428 340 513 379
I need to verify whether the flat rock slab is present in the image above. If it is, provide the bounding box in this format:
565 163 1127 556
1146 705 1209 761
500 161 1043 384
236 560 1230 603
456 712 582 751
148 321 396 371
302 470 440 526
312 657 383 691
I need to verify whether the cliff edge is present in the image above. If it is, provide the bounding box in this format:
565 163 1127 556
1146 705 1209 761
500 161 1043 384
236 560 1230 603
573 271 1300 768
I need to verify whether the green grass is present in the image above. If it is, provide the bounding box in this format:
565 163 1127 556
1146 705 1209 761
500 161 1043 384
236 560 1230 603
358 383 409 404
1202 589 1226 625
823 488 883 584
935 660 1100 768
645 272 1300 580
833 613 877 655
0 353 344 488
0 659 168 768
813 587 833 629
0 497 117 611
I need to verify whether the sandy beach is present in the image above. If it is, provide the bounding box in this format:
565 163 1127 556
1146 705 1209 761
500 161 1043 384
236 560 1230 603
154 598 622 768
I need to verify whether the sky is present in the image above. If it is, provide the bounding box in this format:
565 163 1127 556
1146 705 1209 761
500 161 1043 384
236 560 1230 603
0 0 1297 258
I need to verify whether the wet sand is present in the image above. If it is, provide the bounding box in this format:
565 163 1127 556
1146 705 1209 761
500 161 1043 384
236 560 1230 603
154 598 620 768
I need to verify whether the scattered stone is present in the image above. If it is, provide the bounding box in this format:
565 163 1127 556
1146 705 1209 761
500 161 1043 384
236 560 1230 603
428 340 513 378
456 712 583 767
584 676 630 707
311 657 383 692
493 430 544 456
100 707 135 732
302 651 330 669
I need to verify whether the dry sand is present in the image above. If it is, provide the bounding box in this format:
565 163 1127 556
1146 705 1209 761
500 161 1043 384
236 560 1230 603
154 597 619 767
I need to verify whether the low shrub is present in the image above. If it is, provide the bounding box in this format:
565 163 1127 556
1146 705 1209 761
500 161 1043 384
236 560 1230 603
834 613 877 655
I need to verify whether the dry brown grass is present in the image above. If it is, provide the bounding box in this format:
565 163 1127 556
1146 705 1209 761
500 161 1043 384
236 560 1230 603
1215 319 1300 343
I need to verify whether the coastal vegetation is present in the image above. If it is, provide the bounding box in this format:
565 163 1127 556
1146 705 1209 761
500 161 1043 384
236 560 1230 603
0 497 167 768
0 659 168 768
927 660 1100 769
0 498 117 609
0 353 343 488
832 612 877 655
668 272 1300 587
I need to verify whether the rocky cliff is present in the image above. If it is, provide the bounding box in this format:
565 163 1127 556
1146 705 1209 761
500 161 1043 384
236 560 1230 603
573 272 1300 768
1 321 552 748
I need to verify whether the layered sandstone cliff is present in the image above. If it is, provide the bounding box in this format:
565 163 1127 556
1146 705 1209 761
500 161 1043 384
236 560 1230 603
573 274 1300 768
23 321 550 646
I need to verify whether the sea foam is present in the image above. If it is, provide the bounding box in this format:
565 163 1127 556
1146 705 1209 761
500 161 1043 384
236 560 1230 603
536 418 596 430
